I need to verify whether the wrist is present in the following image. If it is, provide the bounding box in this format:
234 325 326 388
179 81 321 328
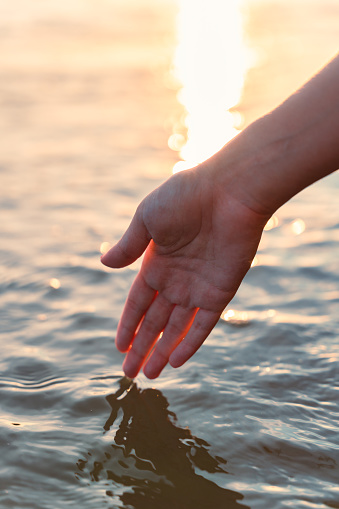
207 56 339 217
204 94 338 219
201 116 288 218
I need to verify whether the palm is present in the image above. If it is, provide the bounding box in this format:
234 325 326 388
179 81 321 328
102 167 267 379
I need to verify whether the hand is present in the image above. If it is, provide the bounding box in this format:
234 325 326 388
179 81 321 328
101 162 268 379
102 54 339 379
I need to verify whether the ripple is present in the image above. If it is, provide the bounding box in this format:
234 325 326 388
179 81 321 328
0 375 69 391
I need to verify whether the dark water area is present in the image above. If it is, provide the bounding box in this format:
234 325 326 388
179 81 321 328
1 1 339 508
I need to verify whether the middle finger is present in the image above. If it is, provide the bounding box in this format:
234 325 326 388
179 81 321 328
122 294 175 378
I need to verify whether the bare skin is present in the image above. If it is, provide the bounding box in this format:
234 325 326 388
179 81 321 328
102 54 339 379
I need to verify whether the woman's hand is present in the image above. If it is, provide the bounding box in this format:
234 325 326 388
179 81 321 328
101 54 339 379
101 164 268 379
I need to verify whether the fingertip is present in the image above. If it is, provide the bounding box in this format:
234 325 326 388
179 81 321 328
143 361 163 380
122 357 141 379
115 335 131 354
116 344 129 354
169 343 193 368
143 369 158 380
168 353 184 369
100 255 109 267
100 247 115 267
100 245 128 268
102 206 151 269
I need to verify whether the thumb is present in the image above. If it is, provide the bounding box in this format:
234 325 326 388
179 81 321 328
101 204 151 268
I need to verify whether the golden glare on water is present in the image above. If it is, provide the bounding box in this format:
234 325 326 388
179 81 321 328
222 308 328 326
171 0 250 172
49 278 61 290
222 309 250 325
264 215 279 231
290 218 306 236
100 242 111 255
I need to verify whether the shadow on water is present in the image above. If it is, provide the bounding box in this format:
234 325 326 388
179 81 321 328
76 377 249 509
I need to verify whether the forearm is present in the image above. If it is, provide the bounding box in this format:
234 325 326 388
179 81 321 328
208 53 339 216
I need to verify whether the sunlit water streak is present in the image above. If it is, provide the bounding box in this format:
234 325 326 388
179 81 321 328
171 0 250 172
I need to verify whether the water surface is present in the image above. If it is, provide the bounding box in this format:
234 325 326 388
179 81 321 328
0 1 339 508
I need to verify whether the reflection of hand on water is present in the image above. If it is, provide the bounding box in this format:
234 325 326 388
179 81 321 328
76 377 249 509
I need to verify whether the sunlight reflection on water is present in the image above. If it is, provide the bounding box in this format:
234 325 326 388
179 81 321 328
171 0 251 172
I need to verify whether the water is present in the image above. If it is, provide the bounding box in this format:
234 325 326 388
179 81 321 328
1 1 339 507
